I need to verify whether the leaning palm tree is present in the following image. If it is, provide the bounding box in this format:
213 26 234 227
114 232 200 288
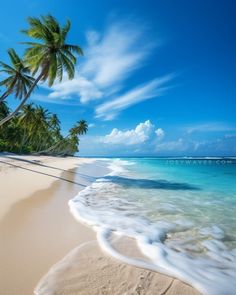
48 113 61 135
0 15 83 127
0 48 35 103
69 119 88 136
18 103 36 133
37 119 88 155
18 103 36 151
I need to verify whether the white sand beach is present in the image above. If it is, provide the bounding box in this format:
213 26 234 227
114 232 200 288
0 154 200 295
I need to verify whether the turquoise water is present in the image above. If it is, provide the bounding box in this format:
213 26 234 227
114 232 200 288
126 158 236 248
70 158 236 295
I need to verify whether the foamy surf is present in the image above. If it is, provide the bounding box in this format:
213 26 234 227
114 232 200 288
68 158 236 295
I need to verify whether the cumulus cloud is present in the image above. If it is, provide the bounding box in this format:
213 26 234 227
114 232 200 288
102 120 164 145
155 128 165 139
78 123 236 156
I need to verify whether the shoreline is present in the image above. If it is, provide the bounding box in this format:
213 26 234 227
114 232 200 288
0 154 200 295
0 154 107 294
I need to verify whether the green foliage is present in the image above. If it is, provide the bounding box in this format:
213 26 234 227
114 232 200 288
22 15 83 86
0 49 35 101
0 14 87 154
0 14 83 127
0 102 87 156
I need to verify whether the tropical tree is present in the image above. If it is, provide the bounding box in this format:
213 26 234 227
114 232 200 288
0 101 10 119
69 119 88 136
0 15 83 127
17 103 36 151
37 119 88 154
0 48 35 103
0 101 88 155
48 114 61 139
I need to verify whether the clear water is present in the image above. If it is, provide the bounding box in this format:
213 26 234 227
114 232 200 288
69 158 236 295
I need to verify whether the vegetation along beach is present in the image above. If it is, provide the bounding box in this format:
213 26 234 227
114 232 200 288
0 1 235 294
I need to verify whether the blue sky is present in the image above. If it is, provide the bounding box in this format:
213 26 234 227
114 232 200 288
0 0 235 156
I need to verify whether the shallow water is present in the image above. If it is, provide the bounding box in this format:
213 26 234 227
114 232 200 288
69 158 236 295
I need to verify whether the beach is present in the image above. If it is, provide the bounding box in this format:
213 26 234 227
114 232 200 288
0 154 201 295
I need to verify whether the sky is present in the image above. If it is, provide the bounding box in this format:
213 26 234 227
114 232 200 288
0 0 235 156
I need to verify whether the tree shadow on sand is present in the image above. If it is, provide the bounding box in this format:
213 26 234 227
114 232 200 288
0 160 87 187
2 155 99 181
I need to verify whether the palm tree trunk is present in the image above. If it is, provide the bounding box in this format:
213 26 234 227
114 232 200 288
20 128 27 153
36 134 70 154
0 72 44 127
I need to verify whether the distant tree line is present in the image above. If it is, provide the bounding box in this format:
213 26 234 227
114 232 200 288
0 102 87 155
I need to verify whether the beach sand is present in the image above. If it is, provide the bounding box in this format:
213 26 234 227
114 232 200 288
0 154 200 295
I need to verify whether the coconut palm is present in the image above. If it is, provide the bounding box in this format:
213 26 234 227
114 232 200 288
32 106 51 151
18 103 36 151
37 119 88 154
18 103 36 131
0 48 35 103
48 114 61 135
0 99 87 155
0 15 83 127
69 119 88 136
0 101 10 120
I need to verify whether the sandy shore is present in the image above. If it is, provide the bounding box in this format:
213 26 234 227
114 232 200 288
0 154 200 295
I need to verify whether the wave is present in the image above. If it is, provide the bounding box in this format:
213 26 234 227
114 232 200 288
69 159 236 295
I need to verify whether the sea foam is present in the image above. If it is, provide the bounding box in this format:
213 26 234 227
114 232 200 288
69 158 236 295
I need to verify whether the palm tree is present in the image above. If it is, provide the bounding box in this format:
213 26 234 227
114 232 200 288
0 101 10 120
37 119 88 154
18 103 36 131
18 103 36 151
0 48 35 103
69 119 88 136
48 114 61 135
33 106 51 151
0 15 83 127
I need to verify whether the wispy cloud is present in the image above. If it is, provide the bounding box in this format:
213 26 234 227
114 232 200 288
185 122 236 134
44 20 153 103
96 74 174 120
34 19 174 119
81 22 153 90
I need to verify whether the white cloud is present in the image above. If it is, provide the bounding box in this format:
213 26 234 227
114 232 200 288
48 75 103 103
103 120 157 145
45 20 153 104
33 19 174 120
155 128 165 139
88 123 95 128
79 124 236 156
82 22 152 89
95 74 174 120
186 122 236 134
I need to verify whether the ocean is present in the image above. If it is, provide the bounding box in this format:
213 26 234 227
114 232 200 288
69 157 236 295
